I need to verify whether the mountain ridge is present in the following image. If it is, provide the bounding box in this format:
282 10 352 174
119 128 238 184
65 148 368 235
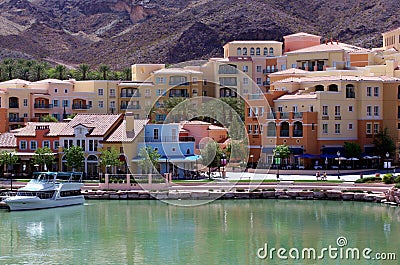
0 0 399 69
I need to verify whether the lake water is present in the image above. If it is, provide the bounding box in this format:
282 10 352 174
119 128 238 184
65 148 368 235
0 200 399 265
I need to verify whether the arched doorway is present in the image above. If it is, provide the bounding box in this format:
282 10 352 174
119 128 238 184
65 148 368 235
87 155 98 179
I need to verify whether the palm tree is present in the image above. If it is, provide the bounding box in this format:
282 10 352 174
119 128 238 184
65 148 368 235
78 64 90 80
122 67 131 80
33 62 47 81
55 64 66 80
98 64 110 80
3 58 15 80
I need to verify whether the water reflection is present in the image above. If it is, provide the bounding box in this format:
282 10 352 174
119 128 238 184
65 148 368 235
0 200 399 264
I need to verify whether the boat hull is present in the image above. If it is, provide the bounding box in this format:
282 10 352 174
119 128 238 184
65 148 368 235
4 196 85 211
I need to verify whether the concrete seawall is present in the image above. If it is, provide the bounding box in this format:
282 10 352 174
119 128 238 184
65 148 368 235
81 188 399 206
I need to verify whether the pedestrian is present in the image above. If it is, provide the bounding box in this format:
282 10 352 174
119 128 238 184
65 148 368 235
323 171 327 181
316 171 320 181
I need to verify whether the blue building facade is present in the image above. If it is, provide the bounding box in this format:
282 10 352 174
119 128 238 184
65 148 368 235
136 123 199 179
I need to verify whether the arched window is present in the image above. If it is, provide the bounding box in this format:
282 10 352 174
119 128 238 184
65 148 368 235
293 121 303 137
243 48 247 55
267 122 276 137
315 85 324 92
256 47 260 56
237 47 242 56
280 122 289 137
269 47 274 56
328 84 338 92
9 97 19 108
250 47 255 56
346 84 355 98
263 47 268 56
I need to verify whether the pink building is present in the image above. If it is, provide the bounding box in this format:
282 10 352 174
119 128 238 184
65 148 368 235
181 121 228 154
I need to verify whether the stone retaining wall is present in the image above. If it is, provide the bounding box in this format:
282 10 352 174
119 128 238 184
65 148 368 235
82 188 396 205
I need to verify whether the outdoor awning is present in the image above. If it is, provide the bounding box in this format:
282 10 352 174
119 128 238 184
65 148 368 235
262 147 275 153
320 154 337 158
295 153 318 159
290 148 304 155
132 155 201 163
321 147 345 154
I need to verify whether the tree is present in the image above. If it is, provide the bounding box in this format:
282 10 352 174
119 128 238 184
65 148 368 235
99 64 110 80
220 97 245 121
33 62 47 81
99 147 122 174
373 128 396 159
55 64 66 80
64 146 85 172
273 144 291 165
32 147 55 171
343 142 362 158
200 141 223 179
41 115 58 122
78 64 90 80
229 115 246 140
122 67 131 80
0 151 19 176
227 139 249 165
138 146 161 174
3 58 15 80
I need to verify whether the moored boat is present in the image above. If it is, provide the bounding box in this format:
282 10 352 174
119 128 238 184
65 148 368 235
2 172 85 211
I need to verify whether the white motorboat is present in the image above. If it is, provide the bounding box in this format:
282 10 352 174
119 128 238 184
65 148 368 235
3 172 85 211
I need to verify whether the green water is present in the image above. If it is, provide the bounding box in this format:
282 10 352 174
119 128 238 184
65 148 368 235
0 200 399 265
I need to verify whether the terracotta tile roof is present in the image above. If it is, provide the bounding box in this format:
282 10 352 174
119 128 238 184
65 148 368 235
276 94 318 100
284 32 321 38
0 133 17 148
105 119 148 142
269 68 309 76
15 122 69 137
272 75 399 85
286 42 369 54
0 79 30 85
59 114 123 137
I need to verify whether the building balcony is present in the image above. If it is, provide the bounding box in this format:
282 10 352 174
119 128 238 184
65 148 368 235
266 112 276 119
262 68 278 74
144 136 195 142
72 104 91 110
278 112 289 119
280 130 289 137
121 105 141 110
9 117 24 123
9 104 19 108
120 92 141 98
34 103 53 109
293 130 303 137
292 112 303 119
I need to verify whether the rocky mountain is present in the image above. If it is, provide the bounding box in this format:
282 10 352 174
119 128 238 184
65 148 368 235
0 0 399 69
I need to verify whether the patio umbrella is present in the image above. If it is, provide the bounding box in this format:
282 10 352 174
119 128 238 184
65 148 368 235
348 157 359 168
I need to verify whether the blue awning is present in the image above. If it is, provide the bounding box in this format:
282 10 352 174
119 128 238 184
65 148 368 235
295 153 318 159
290 147 304 155
320 154 337 158
321 147 344 155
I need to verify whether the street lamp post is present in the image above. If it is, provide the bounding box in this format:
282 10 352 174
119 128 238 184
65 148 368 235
220 154 227 179
337 151 341 179
276 151 280 180
386 152 390 173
